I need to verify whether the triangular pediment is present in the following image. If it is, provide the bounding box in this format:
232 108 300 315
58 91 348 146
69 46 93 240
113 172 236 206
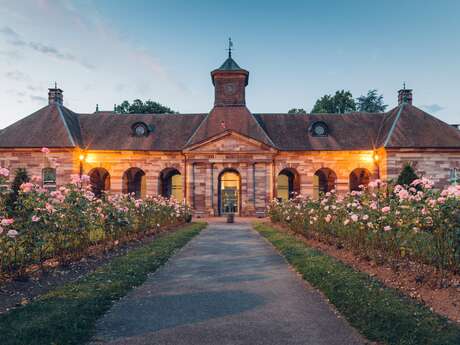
184 131 276 153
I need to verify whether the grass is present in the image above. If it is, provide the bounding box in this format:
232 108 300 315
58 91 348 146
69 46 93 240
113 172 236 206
253 222 460 345
0 222 207 345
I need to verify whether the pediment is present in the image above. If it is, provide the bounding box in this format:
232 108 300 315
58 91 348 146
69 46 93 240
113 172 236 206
184 131 276 153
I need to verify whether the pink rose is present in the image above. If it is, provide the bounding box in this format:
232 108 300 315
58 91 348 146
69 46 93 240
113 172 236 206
41 147 50 154
383 226 391 232
7 229 18 238
31 215 40 222
381 206 391 213
351 214 358 222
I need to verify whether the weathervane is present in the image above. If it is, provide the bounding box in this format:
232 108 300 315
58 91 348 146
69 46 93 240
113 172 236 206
227 37 233 58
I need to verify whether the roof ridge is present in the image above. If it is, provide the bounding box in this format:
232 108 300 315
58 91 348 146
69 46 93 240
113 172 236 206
383 104 405 147
56 104 76 147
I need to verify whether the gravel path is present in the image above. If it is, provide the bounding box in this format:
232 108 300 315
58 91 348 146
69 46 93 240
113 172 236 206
92 221 366 345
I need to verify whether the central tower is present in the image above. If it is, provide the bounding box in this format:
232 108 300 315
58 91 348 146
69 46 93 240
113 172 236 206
211 47 249 107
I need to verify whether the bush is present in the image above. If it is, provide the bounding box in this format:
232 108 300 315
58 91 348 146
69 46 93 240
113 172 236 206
268 178 460 275
397 163 418 186
0 172 191 277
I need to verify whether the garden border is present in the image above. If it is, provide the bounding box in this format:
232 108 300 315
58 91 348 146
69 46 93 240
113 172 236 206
0 222 207 345
253 222 460 345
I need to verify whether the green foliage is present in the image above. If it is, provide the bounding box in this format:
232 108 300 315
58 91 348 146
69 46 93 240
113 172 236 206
254 223 460 345
311 90 356 114
115 99 177 114
6 168 29 211
287 108 307 114
357 89 388 112
268 181 460 274
0 181 192 276
397 164 419 186
0 222 206 345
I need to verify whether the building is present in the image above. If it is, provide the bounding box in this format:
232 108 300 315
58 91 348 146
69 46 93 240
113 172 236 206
0 52 459 216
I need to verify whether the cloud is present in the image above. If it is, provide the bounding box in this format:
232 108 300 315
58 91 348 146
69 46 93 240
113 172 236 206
5 70 28 81
421 104 445 113
30 95 47 102
0 25 94 70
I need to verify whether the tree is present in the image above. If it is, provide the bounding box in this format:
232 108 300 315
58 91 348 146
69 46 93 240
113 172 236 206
114 99 177 114
397 164 419 186
311 90 356 114
288 108 307 114
6 168 29 211
357 89 387 112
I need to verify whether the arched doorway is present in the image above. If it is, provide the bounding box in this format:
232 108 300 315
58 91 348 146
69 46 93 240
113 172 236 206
313 168 337 197
89 168 110 197
122 168 146 198
218 169 240 215
159 168 183 200
276 168 300 200
349 168 371 191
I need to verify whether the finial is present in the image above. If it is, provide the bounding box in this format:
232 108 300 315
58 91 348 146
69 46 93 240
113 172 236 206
227 37 233 58
403 81 406 90
114 103 116 112
96 104 99 112
54 81 57 89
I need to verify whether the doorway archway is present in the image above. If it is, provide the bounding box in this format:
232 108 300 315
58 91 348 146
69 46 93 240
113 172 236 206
276 168 300 200
349 168 371 191
159 168 183 200
218 169 240 215
122 167 146 198
89 167 110 197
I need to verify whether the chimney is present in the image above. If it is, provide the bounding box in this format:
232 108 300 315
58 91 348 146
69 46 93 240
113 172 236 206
48 83 63 105
398 84 413 105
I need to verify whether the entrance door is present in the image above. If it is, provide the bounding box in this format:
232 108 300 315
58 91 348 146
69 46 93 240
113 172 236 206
218 170 240 215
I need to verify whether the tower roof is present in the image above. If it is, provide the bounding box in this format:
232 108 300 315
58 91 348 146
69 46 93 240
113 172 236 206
217 56 242 71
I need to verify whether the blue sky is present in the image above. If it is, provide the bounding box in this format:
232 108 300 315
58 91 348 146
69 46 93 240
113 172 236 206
0 0 459 128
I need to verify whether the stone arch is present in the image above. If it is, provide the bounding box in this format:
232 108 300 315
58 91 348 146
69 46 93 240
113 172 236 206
313 168 337 196
218 168 241 215
159 167 183 200
276 168 300 200
349 168 371 191
89 167 110 197
122 167 146 198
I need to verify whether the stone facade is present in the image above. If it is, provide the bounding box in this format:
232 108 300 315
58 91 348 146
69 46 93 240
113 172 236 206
0 53 458 217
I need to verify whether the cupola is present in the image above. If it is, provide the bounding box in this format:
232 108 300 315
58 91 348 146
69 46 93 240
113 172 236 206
211 39 249 107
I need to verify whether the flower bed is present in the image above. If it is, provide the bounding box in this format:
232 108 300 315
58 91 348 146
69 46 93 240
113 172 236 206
0 170 191 278
268 179 460 276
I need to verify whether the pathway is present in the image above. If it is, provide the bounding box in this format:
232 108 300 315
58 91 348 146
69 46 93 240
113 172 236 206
92 220 366 345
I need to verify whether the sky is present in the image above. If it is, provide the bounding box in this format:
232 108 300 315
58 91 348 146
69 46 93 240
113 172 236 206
0 0 459 128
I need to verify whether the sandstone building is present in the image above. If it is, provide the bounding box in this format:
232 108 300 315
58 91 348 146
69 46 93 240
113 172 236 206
0 53 459 216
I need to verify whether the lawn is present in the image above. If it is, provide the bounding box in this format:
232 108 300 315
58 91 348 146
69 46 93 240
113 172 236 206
0 222 206 345
254 222 460 345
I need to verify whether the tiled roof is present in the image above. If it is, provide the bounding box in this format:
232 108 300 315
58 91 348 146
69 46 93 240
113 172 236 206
78 112 206 151
0 104 80 148
0 103 458 151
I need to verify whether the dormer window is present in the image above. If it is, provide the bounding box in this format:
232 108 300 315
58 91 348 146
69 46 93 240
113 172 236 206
132 122 149 137
310 121 329 137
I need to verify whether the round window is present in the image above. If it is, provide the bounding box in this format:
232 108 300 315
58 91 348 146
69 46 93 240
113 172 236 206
310 122 328 137
133 123 148 137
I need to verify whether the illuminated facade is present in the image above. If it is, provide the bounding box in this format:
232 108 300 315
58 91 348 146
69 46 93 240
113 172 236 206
0 53 459 216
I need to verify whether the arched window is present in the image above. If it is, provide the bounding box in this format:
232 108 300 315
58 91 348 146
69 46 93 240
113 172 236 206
276 168 300 200
349 168 371 191
159 168 183 200
89 168 110 197
313 168 337 197
218 169 240 215
122 168 146 199
42 168 56 190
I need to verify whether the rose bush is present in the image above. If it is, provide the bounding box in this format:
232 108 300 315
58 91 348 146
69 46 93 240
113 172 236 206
0 171 191 277
268 178 460 275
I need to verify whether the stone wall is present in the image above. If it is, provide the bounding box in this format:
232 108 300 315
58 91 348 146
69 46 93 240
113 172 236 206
386 149 460 187
0 148 77 185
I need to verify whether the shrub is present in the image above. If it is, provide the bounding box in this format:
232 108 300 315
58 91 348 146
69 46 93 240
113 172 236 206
397 163 418 186
268 178 460 275
0 171 191 277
